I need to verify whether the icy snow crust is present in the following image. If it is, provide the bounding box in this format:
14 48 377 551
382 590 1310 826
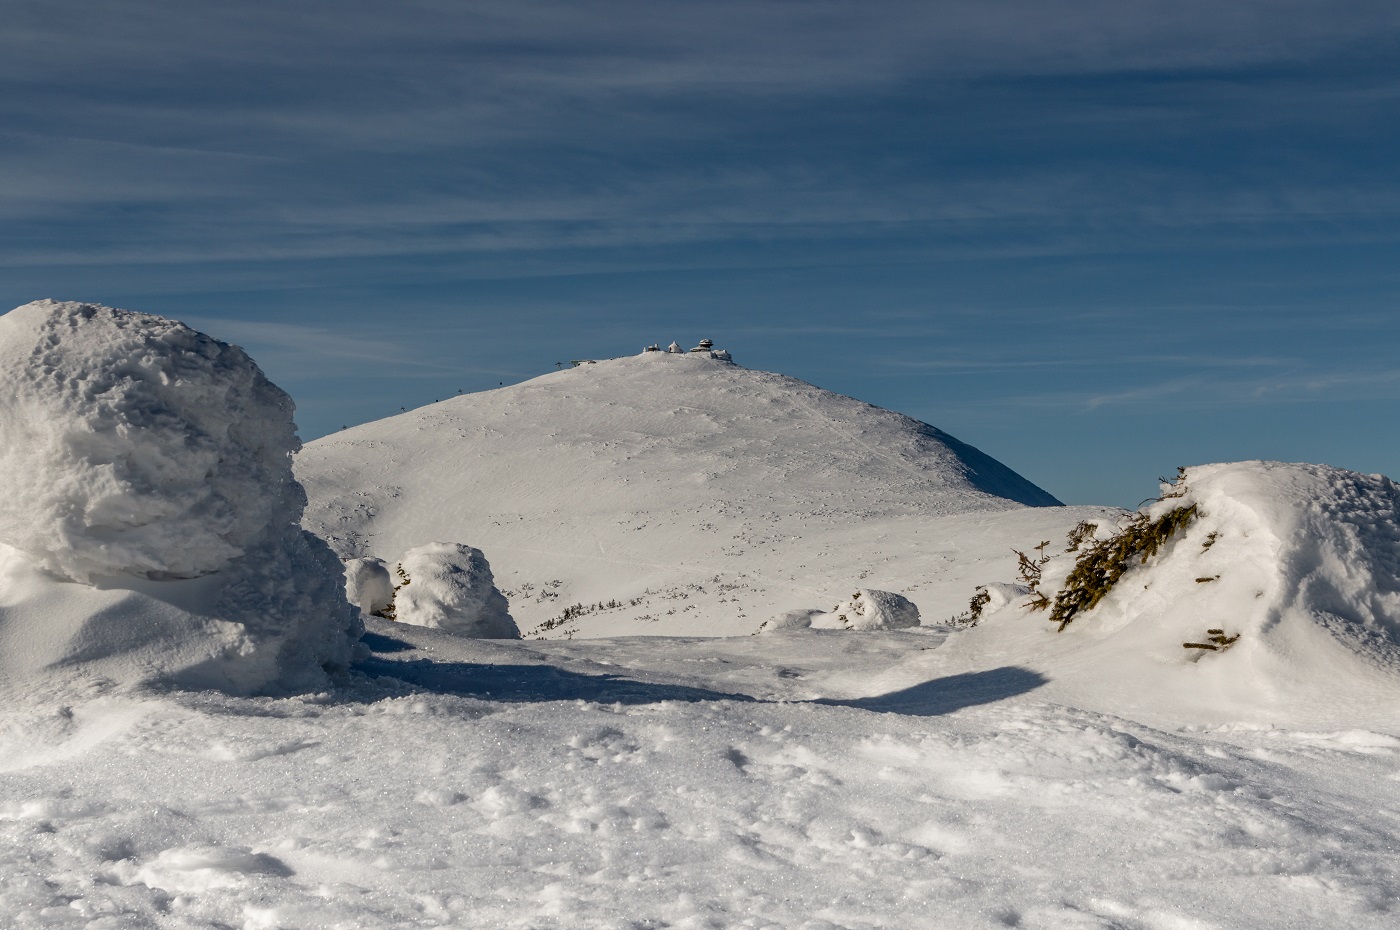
0 301 361 695
300 351 1075 638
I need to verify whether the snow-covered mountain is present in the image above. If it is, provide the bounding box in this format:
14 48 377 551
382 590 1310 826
299 350 1098 636
8 305 1400 929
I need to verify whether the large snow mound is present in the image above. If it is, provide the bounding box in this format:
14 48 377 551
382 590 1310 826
0 300 361 695
0 300 304 582
300 350 1083 638
959 461 1400 720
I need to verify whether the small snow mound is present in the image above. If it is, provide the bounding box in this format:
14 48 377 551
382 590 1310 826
393 542 519 638
983 582 1031 611
121 845 289 893
0 300 302 582
344 557 394 616
814 589 921 631
759 608 823 633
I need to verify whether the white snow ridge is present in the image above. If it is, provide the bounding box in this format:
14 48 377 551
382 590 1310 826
0 300 361 696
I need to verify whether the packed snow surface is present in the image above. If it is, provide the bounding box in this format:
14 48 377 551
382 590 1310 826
0 300 360 695
299 351 1079 638
4 611 1400 929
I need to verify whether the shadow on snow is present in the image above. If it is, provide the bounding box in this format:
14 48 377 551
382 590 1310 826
355 632 1046 715
814 667 1049 717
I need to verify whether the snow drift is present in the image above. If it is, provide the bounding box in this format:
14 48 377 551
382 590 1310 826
0 300 361 696
962 461 1400 721
762 588 921 632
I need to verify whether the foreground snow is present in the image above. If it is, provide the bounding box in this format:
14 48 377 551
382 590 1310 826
4 621 1399 929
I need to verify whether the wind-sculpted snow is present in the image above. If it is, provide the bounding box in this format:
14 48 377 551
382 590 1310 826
393 542 519 638
0 300 361 695
959 460 1400 722
343 556 394 616
0 300 303 582
300 350 1076 638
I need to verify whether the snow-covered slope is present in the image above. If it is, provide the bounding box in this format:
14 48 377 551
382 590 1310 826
299 351 1093 636
934 460 1400 728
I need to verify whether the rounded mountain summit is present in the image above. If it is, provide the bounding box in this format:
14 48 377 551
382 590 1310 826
298 349 1078 637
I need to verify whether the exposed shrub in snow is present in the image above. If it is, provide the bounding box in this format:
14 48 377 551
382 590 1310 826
0 300 361 694
950 587 992 627
822 589 921 631
995 461 1400 716
1012 541 1053 610
949 582 1029 628
0 300 303 582
344 557 394 617
393 542 519 638
1065 521 1099 552
1183 629 1240 653
1049 504 1198 631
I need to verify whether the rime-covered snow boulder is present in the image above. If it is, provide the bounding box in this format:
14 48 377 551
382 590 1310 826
393 542 518 638
0 300 362 695
344 557 394 616
0 300 303 582
811 589 922 631
761 591 922 633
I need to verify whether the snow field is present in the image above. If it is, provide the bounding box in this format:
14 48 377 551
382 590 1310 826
3 626 1399 929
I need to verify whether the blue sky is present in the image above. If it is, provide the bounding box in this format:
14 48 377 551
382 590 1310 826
3 1 1398 507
